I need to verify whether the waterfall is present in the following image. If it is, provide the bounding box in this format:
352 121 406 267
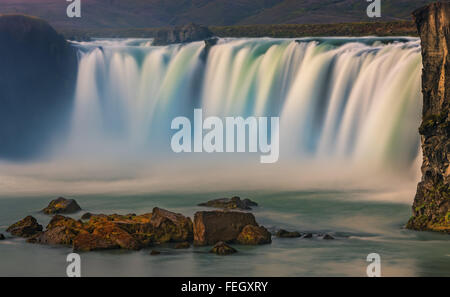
0 37 424 196
46 37 422 188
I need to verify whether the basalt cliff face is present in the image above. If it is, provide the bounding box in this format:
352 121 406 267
0 15 77 159
407 2 450 233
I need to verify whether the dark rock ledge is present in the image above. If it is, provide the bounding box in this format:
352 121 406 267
198 196 258 210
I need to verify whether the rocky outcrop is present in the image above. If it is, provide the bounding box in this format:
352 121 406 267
42 197 82 215
150 207 194 242
198 196 258 210
209 241 237 255
20 207 193 251
28 215 86 245
0 15 77 159
6 216 43 237
193 210 271 246
152 23 213 45
407 2 450 233
236 225 272 245
276 229 301 238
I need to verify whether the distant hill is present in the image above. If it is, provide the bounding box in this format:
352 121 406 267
0 0 435 29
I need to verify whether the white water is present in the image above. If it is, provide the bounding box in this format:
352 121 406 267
0 37 424 197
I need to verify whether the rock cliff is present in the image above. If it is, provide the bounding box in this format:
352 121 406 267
407 2 450 233
0 15 77 159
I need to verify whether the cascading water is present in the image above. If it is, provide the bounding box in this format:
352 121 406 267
0 37 424 196
68 38 422 168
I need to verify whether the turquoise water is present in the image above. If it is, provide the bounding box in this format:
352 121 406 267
1 191 449 277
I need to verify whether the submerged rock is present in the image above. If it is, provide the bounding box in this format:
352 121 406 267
193 210 258 245
6 216 43 238
236 225 272 245
175 241 191 249
302 233 313 239
322 234 335 240
150 250 161 255
42 197 82 215
198 196 258 210
276 229 301 238
210 241 237 255
81 212 93 220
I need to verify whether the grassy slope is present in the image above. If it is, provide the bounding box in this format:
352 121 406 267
0 0 434 29
60 21 418 40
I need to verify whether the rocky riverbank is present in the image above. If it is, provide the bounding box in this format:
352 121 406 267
407 2 450 234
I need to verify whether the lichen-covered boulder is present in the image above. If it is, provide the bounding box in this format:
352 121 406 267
150 207 194 243
237 225 272 245
42 197 82 214
193 210 258 245
6 216 43 237
73 233 120 252
210 241 237 255
28 215 86 245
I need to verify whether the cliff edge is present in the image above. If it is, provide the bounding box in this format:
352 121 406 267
407 2 450 233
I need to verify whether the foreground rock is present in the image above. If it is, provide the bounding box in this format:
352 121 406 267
42 197 82 214
6 216 43 237
194 210 258 245
236 225 272 245
193 210 271 246
276 229 301 238
210 242 237 255
0 15 77 159
26 207 193 251
28 215 85 245
198 196 258 210
153 23 213 46
407 2 450 233
150 207 194 243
